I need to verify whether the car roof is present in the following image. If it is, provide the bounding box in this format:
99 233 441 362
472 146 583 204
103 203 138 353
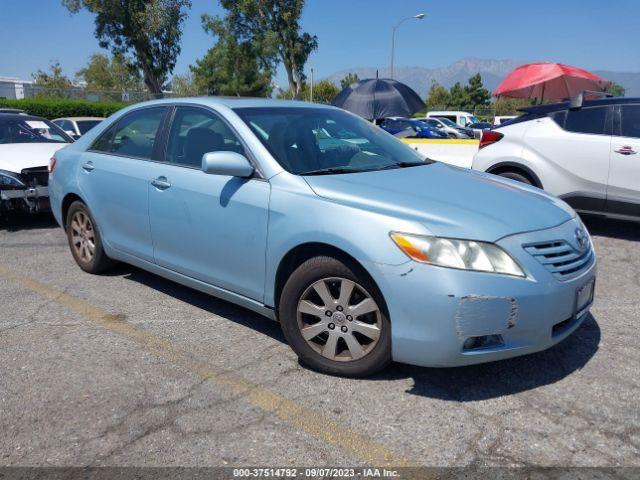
0 113 47 122
428 111 473 115
54 116 105 121
119 97 335 110
522 96 640 114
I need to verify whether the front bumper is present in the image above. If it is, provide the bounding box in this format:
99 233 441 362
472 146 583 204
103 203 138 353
0 186 50 213
370 218 596 367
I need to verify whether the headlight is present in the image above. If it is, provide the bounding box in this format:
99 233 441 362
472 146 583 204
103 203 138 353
390 232 525 277
0 170 26 189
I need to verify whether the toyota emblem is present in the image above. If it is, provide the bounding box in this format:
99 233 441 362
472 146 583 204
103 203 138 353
575 228 587 250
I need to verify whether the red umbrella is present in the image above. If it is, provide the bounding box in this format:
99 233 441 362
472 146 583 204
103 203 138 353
494 62 611 102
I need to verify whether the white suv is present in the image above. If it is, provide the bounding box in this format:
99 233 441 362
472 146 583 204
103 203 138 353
473 97 640 221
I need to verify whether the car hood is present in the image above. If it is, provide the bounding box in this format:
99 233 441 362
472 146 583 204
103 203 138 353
303 162 574 242
0 143 67 172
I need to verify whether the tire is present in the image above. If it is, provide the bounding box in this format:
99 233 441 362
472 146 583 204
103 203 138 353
498 171 533 185
65 201 114 274
279 256 391 377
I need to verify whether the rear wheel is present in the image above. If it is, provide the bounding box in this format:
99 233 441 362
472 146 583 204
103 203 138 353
279 256 391 377
66 201 114 274
498 171 533 185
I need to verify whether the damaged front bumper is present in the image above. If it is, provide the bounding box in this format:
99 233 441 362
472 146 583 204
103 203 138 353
369 218 596 367
1 186 50 213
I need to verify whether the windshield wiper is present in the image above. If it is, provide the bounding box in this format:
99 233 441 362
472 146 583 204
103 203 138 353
376 160 429 171
301 167 364 176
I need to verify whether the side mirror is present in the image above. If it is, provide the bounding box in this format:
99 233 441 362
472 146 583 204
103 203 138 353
202 151 254 178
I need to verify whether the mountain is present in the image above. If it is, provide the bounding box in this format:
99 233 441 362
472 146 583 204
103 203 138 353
326 57 640 98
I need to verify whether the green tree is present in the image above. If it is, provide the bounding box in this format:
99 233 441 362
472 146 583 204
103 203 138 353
448 82 470 109
464 73 491 109
493 97 532 116
76 53 143 93
190 15 273 97
340 73 360 89
214 0 317 98
425 82 451 110
170 73 201 97
606 82 625 97
62 0 191 97
32 61 73 97
303 80 340 104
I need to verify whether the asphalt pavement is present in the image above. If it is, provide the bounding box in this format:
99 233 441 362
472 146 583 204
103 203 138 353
1 214 639 469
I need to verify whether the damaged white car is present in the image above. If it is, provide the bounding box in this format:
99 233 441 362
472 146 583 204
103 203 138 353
0 113 72 219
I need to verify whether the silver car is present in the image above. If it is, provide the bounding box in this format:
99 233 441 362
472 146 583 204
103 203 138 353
416 117 473 139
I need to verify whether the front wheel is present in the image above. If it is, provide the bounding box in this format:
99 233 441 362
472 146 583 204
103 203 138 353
279 256 391 377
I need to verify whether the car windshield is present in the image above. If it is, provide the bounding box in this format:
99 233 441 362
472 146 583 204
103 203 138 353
76 120 102 135
468 116 480 125
0 117 72 144
435 117 458 128
234 107 430 175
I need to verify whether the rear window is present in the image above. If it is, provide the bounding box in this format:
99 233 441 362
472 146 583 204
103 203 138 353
0 117 71 144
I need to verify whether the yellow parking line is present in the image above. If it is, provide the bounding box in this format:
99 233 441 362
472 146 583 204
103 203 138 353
0 264 412 467
400 138 479 144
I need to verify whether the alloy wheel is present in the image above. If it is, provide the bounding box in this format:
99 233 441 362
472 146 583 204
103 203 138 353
296 277 382 362
70 210 95 263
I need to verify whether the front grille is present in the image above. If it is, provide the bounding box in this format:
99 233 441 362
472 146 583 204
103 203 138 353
524 239 594 280
20 167 49 187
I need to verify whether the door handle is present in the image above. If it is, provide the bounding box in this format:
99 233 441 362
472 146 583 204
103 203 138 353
82 161 95 172
151 177 171 189
615 146 637 155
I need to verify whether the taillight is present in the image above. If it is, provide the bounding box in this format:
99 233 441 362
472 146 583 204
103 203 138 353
48 156 57 173
479 130 504 149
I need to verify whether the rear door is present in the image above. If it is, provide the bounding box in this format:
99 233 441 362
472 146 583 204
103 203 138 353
524 106 612 210
606 103 640 218
79 106 169 262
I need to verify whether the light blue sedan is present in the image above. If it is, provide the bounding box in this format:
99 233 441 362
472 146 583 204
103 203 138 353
48 98 596 377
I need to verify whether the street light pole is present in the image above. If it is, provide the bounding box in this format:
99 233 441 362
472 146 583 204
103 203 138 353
390 13 425 79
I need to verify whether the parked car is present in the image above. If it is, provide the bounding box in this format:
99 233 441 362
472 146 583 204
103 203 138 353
0 108 27 115
416 117 473 139
53 117 104 139
0 113 72 218
473 96 640 222
468 121 493 130
426 110 480 128
467 121 494 139
380 118 448 139
49 98 595 377
493 115 517 126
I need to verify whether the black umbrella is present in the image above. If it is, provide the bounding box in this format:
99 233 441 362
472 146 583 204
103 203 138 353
331 78 425 121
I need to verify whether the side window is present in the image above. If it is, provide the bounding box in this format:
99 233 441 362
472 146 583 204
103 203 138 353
564 107 607 135
166 107 245 168
91 123 117 152
91 108 166 158
620 105 640 139
550 110 567 128
111 108 165 159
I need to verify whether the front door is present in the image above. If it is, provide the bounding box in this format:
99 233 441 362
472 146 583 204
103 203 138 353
606 104 640 218
148 106 270 301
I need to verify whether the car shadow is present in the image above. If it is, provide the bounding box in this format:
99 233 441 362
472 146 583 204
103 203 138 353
375 314 600 401
110 264 286 344
0 213 59 232
111 263 600 401
581 214 640 241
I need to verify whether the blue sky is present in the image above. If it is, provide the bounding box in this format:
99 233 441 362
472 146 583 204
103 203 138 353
1 0 638 86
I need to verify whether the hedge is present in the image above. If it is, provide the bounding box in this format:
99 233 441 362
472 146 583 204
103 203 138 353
0 98 126 120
